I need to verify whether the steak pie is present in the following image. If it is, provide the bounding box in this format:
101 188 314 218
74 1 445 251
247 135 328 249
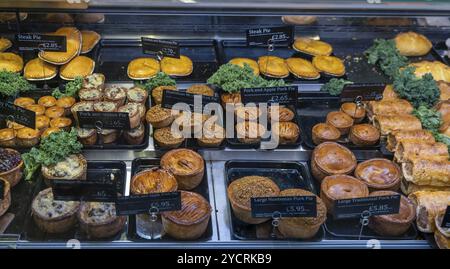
229 58 259 76
127 57 160 80
60 56 95 80
160 55 193 77
293 37 333 56
258 56 289 78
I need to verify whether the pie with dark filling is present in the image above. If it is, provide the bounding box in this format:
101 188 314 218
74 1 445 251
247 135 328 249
78 202 126 239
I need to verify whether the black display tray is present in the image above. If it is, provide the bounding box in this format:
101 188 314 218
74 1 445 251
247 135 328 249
297 97 381 150
96 39 219 83
225 160 323 241
21 161 127 242
127 157 213 241
226 105 302 149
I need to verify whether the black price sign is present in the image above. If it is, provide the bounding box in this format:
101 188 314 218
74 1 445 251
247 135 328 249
334 194 401 219
246 26 294 46
0 101 36 129
340 84 384 103
241 86 298 105
161 90 219 111
251 196 317 218
16 33 66 52
115 192 181 216
52 179 117 202
0 180 4 200
77 111 131 130
141 37 180 58
441 206 450 228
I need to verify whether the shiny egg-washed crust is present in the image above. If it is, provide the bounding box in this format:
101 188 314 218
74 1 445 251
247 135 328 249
340 102 366 123
161 191 211 240
368 190 416 237
409 61 450 83
348 124 380 146
367 99 413 119
186 84 215 96
235 106 261 122
0 178 11 217
355 159 401 191
408 191 450 233
38 27 81 65
293 37 333 56
14 97 35 108
16 128 39 147
23 58 57 81
0 52 23 73
402 158 450 187
382 85 399 100
285 57 320 80
235 121 266 144
394 32 432 57
0 37 12 52
80 30 101 54
325 111 354 135
31 188 79 233
0 128 15 141
160 55 193 77
373 114 422 137
36 115 50 130
320 174 369 215
45 107 65 119
311 142 357 182
41 127 61 139
258 56 289 78
127 57 160 80
312 123 340 145
395 141 449 163
438 81 450 101
278 188 326 239
25 104 46 116
78 202 126 239
268 106 294 122
229 58 260 76
38 96 57 108
160 148 205 190
271 121 300 145
130 167 178 195
60 56 95 80
312 55 345 77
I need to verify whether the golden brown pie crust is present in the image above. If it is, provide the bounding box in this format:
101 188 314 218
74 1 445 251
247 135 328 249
312 123 341 145
311 142 357 182
131 167 178 195
160 149 205 190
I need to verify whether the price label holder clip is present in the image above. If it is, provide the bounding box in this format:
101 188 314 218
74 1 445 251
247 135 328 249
0 102 36 129
148 206 160 240
358 210 371 240
340 84 384 104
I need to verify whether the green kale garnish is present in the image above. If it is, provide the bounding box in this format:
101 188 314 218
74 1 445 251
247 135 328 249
0 71 35 97
393 67 440 108
320 78 353 96
413 105 442 132
140 72 176 92
364 39 408 78
52 76 83 98
207 63 285 93
22 128 83 181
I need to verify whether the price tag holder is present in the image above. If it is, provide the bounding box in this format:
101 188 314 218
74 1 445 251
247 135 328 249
0 180 4 200
241 86 298 106
161 90 219 111
333 194 401 220
77 111 131 130
251 196 317 218
115 192 181 216
52 180 117 202
141 37 180 59
0 101 36 129
16 33 66 52
340 84 384 103
441 206 450 228
246 26 294 46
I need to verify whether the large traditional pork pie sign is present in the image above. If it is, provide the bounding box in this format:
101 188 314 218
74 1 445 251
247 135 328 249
333 194 401 219
77 111 131 130
141 37 180 58
52 179 117 202
0 101 36 129
16 33 66 52
251 196 317 218
340 84 384 103
246 26 294 46
241 86 298 106
115 192 181 216
161 90 219 111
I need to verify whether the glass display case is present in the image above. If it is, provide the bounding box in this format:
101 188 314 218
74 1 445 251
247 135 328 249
0 0 449 249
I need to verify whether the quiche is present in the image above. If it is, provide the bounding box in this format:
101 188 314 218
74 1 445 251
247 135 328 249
60 56 95 80
394 32 432 57
78 202 126 239
41 154 87 186
38 27 81 65
45 106 65 119
293 37 333 56
160 149 205 190
186 84 215 96
71 101 94 123
271 121 300 145
161 191 211 240
227 176 280 224
146 104 175 128
16 127 40 147
0 52 23 73
355 159 401 191
78 88 103 102
80 30 101 54
93 101 117 112
77 128 97 145
312 55 345 77
160 55 193 77
286 57 320 80
23 58 57 81
153 127 185 149
82 73 105 90
14 97 35 108
127 57 160 80
152 85 177 104
126 86 148 104
311 142 357 182
104 86 127 107
258 56 289 78
0 178 11 217
229 58 260 76
0 37 12 52
0 128 16 148
124 123 145 145
32 188 80 233
130 167 178 195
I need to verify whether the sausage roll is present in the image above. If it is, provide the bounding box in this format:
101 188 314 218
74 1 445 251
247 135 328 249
401 180 450 195
394 141 449 163
402 158 450 187
382 85 399 100
373 114 422 137
386 129 435 152
408 191 450 233
367 99 413 120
